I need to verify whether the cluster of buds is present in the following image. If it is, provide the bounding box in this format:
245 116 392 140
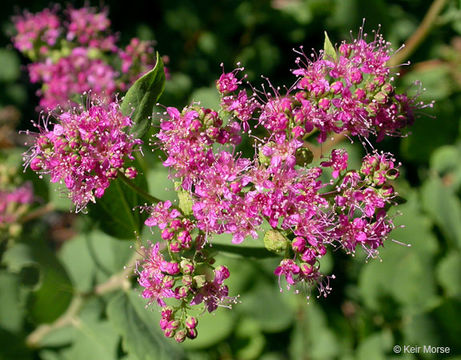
137 201 236 342
24 98 141 211
0 164 34 241
11 5 158 110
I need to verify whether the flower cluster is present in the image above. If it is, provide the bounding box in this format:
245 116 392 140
137 201 237 342
12 5 158 109
0 164 34 241
137 29 424 341
24 98 141 211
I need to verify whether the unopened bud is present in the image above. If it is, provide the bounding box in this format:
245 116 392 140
264 230 289 254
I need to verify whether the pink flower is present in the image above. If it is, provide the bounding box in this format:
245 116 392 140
25 98 141 211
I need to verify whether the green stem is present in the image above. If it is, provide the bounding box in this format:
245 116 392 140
26 250 140 348
389 0 448 67
211 243 277 259
117 171 162 204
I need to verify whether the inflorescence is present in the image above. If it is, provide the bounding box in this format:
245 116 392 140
23 26 430 342
12 5 159 110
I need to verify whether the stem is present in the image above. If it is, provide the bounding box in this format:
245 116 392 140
117 171 162 204
19 203 55 224
26 251 141 348
389 0 448 67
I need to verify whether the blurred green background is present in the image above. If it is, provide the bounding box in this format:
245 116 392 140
1 0 461 359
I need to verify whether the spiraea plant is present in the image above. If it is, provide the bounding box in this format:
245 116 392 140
23 24 429 344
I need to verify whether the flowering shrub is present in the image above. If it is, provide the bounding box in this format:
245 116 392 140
5 2 458 359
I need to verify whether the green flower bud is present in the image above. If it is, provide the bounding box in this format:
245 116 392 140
264 230 289 254
295 147 314 166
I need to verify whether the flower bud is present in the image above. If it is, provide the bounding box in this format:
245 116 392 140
185 316 198 329
175 330 187 343
295 147 313 166
264 230 289 254
180 259 195 274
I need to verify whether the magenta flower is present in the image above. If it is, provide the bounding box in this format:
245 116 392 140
12 8 60 54
24 98 141 211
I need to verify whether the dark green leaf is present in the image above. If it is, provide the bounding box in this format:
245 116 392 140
89 156 148 240
107 291 184 360
121 53 165 139
20 238 73 324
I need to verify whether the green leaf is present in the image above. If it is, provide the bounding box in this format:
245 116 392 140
0 49 20 82
2 243 41 288
0 328 31 360
358 192 439 313
234 318 265 360
436 252 461 298
421 176 461 249
289 301 340 360
89 156 148 240
323 31 337 61
21 238 73 324
64 319 119 360
181 306 235 350
356 330 393 360
239 281 295 333
59 230 132 291
121 53 166 139
107 291 184 360
0 271 24 333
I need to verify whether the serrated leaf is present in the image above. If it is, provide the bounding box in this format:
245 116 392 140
121 53 165 139
107 291 184 360
323 31 337 61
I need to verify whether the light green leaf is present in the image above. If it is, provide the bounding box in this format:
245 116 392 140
323 31 337 61
421 176 461 249
181 305 235 350
64 319 119 360
0 271 24 333
359 192 439 313
436 252 461 298
121 53 165 139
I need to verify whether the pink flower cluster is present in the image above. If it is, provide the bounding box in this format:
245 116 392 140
137 201 236 342
12 5 158 109
137 30 423 340
0 182 34 228
24 98 141 211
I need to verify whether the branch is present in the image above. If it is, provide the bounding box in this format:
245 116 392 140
117 171 162 204
389 0 448 67
26 251 141 348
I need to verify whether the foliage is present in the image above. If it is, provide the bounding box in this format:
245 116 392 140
1 0 461 359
